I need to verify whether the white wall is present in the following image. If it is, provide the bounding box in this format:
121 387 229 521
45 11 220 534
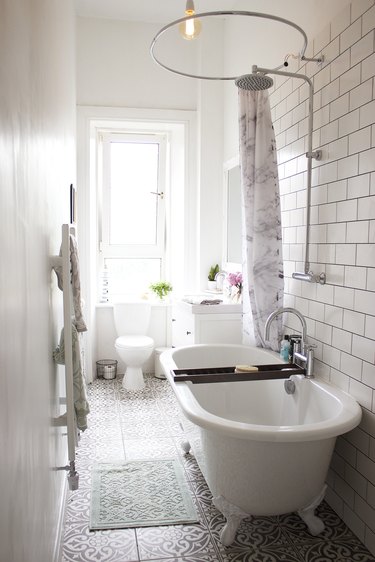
76 17 198 110
224 0 375 555
196 18 225 290
0 1 76 561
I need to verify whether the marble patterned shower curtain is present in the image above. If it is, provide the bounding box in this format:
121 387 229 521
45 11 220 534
238 89 284 351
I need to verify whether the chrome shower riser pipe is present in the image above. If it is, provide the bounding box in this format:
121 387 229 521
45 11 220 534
253 65 325 284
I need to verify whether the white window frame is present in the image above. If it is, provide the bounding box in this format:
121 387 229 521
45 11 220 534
76 106 197 381
98 130 168 275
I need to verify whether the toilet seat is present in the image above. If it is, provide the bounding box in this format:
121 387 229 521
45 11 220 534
115 335 154 350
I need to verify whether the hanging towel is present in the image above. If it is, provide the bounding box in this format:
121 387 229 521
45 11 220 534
53 323 90 431
238 89 284 352
53 233 87 332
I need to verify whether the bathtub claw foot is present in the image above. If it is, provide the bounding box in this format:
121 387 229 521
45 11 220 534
180 439 191 454
298 485 327 536
299 510 325 536
213 495 249 546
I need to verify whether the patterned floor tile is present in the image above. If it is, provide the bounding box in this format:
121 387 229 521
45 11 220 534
203 503 290 554
136 524 218 560
118 405 164 422
87 390 116 400
278 501 356 544
118 400 162 417
124 437 179 460
87 419 122 432
178 453 204 482
153 396 179 410
74 447 96 461
190 478 215 508
117 384 154 401
218 544 304 562
164 417 187 437
148 554 222 562
226 516 289 549
62 522 138 562
76 441 125 463
71 468 92 490
118 397 162 414
120 417 169 439
294 539 375 561
88 412 120 425
64 488 91 523
155 396 180 411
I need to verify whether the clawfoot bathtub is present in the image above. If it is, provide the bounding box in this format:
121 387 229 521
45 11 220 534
160 344 362 546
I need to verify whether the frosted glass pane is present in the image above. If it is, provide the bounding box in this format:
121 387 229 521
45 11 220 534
110 142 159 245
105 258 161 296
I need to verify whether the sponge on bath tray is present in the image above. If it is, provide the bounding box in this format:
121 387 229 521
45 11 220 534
234 365 259 373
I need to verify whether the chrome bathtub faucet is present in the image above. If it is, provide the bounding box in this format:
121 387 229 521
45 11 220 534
294 343 316 378
264 307 315 378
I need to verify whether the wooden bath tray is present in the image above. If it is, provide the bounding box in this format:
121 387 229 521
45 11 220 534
172 363 305 384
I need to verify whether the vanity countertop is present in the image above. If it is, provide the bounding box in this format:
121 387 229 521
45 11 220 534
179 296 242 314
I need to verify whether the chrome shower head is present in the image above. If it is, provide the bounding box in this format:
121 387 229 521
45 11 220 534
235 73 274 91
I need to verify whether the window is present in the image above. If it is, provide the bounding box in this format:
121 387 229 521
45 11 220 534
99 131 167 298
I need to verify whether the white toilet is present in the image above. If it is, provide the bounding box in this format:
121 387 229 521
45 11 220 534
113 302 154 391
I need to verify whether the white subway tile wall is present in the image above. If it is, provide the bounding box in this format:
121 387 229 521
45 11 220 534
270 1 375 555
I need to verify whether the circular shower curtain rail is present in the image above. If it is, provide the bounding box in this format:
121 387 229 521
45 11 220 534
150 10 309 81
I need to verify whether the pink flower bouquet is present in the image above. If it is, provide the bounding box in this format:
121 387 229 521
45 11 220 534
227 272 243 289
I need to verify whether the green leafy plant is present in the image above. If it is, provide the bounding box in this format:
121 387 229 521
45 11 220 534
149 281 173 300
208 264 220 281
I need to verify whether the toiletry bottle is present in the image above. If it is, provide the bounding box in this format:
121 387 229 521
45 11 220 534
280 335 291 362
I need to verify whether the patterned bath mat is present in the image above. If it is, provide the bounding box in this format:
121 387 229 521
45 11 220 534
89 459 199 530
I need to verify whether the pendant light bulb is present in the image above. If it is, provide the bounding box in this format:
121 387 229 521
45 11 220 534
179 0 201 40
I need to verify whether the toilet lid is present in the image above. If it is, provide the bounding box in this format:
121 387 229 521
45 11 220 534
115 335 154 350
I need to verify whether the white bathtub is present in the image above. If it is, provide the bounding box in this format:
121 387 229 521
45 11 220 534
160 344 362 545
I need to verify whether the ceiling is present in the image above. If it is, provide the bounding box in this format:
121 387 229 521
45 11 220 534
75 0 238 24
74 0 351 48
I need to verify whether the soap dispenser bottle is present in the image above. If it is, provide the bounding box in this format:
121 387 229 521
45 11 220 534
280 335 291 362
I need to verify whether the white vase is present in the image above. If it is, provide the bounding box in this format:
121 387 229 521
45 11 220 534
207 280 217 291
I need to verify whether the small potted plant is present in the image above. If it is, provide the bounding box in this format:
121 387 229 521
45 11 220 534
207 264 220 291
149 281 173 301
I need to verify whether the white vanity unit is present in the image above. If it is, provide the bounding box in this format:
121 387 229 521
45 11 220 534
171 299 242 347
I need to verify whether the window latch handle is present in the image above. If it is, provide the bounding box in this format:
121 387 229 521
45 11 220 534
150 191 164 199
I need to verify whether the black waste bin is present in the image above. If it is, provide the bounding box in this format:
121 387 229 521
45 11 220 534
96 359 118 380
